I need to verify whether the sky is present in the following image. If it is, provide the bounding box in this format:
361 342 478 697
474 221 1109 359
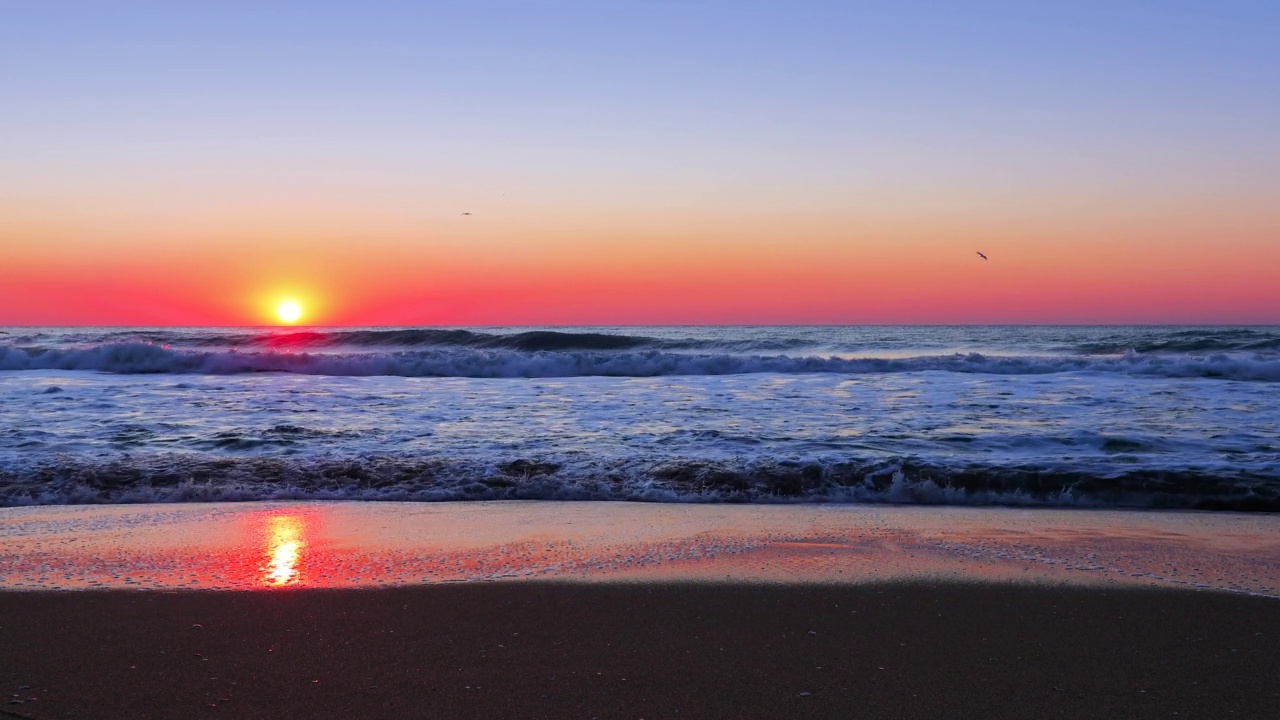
2 0 1278 325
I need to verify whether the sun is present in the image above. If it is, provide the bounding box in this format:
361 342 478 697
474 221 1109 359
276 300 303 324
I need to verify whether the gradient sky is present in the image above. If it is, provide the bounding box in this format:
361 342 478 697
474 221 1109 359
2 0 1277 325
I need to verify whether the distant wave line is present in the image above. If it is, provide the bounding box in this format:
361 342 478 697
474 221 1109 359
5 327 1279 355
2 343 1279 381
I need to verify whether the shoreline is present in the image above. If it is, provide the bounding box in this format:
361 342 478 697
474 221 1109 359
3 501 1278 595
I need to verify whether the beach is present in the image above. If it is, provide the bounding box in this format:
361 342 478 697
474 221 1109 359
2 501 1278 719
4 582 1278 719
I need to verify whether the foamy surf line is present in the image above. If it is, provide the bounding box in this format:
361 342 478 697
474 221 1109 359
3 343 1280 380
2 502 1277 595
2 454 1277 510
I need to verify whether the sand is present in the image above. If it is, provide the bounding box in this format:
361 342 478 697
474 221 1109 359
4 502 1278 594
2 582 1278 720
2 502 1278 718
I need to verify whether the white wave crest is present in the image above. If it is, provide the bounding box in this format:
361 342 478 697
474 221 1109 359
2 343 1279 381
2 454 1276 511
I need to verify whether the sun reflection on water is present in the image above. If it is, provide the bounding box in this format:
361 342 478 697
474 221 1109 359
263 515 305 586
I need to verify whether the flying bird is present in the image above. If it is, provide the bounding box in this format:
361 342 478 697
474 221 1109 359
461 212 472 216
976 251 988 260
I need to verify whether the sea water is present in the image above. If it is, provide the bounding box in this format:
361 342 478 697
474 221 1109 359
1 326 1277 509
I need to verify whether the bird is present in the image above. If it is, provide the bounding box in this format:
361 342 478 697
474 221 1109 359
461 212 472 216
976 251 988 260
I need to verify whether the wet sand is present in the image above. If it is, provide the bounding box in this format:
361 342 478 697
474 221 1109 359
3 502 1278 594
2 502 1278 718
2 582 1278 720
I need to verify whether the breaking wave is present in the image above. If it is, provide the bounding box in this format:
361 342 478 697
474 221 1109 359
1073 328 1280 354
31 328 775 352
12 326 1279 355
2 342 1279 380
2 453 1276 511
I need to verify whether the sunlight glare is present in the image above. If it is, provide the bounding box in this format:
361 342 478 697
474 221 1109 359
264 515 304 586
276 300 303 324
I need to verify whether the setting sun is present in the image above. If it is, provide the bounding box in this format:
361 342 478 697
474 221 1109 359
276 301 303 324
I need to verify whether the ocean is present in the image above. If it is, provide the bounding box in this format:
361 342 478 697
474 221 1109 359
1 325 1277 510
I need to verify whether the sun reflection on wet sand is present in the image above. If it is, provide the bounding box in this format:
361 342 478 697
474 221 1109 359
0 503 1277 595
263 515 305 587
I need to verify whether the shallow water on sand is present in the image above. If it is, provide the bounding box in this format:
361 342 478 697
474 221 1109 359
2 502 1277 596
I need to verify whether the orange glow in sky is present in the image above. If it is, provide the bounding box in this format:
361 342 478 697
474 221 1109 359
3 199 1277 325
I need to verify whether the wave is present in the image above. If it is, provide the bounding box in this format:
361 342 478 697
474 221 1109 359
76 328 756 352
216 329 670 351
1073 328 1280 354
299 329 817 353
1 454 1275 511
2 342 1280 380
11 327 1280 356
